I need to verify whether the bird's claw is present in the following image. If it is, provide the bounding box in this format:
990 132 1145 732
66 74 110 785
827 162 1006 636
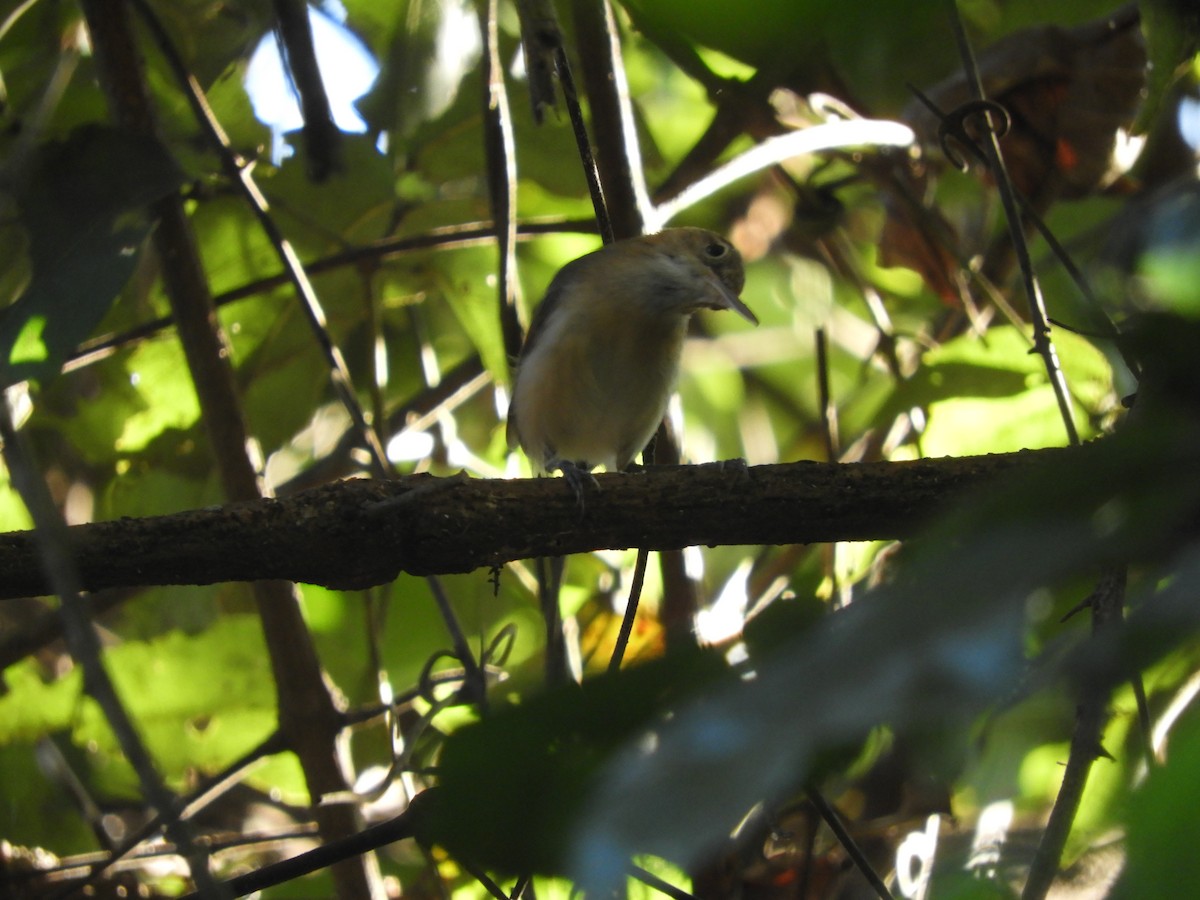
553 459 599 512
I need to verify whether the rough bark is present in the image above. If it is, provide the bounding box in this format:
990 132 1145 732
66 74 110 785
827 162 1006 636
0 450 1067 599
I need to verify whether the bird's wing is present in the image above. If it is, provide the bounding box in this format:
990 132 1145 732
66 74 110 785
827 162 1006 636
506 252 599 450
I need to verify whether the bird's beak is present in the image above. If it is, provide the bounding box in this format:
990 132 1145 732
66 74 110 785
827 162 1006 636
704 271 758 325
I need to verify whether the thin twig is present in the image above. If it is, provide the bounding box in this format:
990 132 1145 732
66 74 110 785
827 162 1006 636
647 119 915 232
270 0 341 180
64 220 594 373
609 548 650 672
1021 568 1125 900
905 87 1118 341
627 862 698 900
426 576 488 705
537 554 572 684
815 328 839 463
55 730 290 898
477 0 524 364
128 0 391 477
571 0 651 237
942 0 1079 447
806 785 894 900
513 0 560 123
177 803 422 900
554 42 614 244
814 328 846 608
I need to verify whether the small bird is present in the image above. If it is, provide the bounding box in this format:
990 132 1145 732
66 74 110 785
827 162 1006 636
506 227 757 488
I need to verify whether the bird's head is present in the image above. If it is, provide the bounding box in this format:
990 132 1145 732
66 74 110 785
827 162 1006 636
636 227 757 325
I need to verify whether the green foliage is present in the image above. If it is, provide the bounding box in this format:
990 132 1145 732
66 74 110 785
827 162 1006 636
420 646 733 874
424 407 1200 890
1117 711 1200 895
0 126 183 388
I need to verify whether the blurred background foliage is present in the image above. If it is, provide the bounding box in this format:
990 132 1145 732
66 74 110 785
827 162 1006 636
0 0 1198 897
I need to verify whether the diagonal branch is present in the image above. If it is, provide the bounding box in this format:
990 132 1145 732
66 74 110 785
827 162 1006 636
84 3 385 896
129 0 391 477
942 0 1080 447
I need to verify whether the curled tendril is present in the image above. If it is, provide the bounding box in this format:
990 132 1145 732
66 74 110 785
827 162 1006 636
323 623 522 807
937 98 1011 171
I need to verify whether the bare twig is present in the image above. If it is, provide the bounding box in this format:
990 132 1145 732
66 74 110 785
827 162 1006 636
1022 568 1126 900
477 0 524 365
64 220 596 374
814 328 847 608
556 44 614 243
806 786 894 900
513 0 561 123
627 862 697 900
648 119 914 232
571 0 651 238
128 0 391 477
177 801 424 900
609 548 650 672
942 0 1079 447
57 731 289 897
270 0 341 180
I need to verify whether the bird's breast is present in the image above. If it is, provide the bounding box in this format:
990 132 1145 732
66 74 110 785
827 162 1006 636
512 306 688 470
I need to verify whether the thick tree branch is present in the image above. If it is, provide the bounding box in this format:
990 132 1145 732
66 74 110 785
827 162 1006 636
0 450 1072 600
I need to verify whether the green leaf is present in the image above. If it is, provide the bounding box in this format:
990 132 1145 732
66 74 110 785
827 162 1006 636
0 126 183 388
417 646 733 875
1132 0 1200 134
0 660 84 742
1116 712 1200 896
79 616 279 790
895 326 1111 455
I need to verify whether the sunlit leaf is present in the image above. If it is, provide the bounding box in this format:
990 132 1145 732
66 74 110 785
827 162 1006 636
898 326 1112 455
72 616 278 774
1115 712 1200 896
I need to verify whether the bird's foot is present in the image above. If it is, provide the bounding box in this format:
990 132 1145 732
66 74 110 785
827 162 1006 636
552 459 599 512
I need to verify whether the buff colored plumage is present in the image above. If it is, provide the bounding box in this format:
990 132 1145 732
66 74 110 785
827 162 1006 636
507 228 756 480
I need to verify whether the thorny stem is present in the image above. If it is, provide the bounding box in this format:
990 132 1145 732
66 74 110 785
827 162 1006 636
1022 568 1126 900
943 0 1079 448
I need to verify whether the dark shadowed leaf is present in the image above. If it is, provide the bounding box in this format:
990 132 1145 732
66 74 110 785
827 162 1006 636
0 126 183 388
417 646 733 874
567 409 1200 892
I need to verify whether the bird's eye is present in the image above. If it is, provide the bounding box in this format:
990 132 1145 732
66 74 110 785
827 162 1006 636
704 242 728 259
